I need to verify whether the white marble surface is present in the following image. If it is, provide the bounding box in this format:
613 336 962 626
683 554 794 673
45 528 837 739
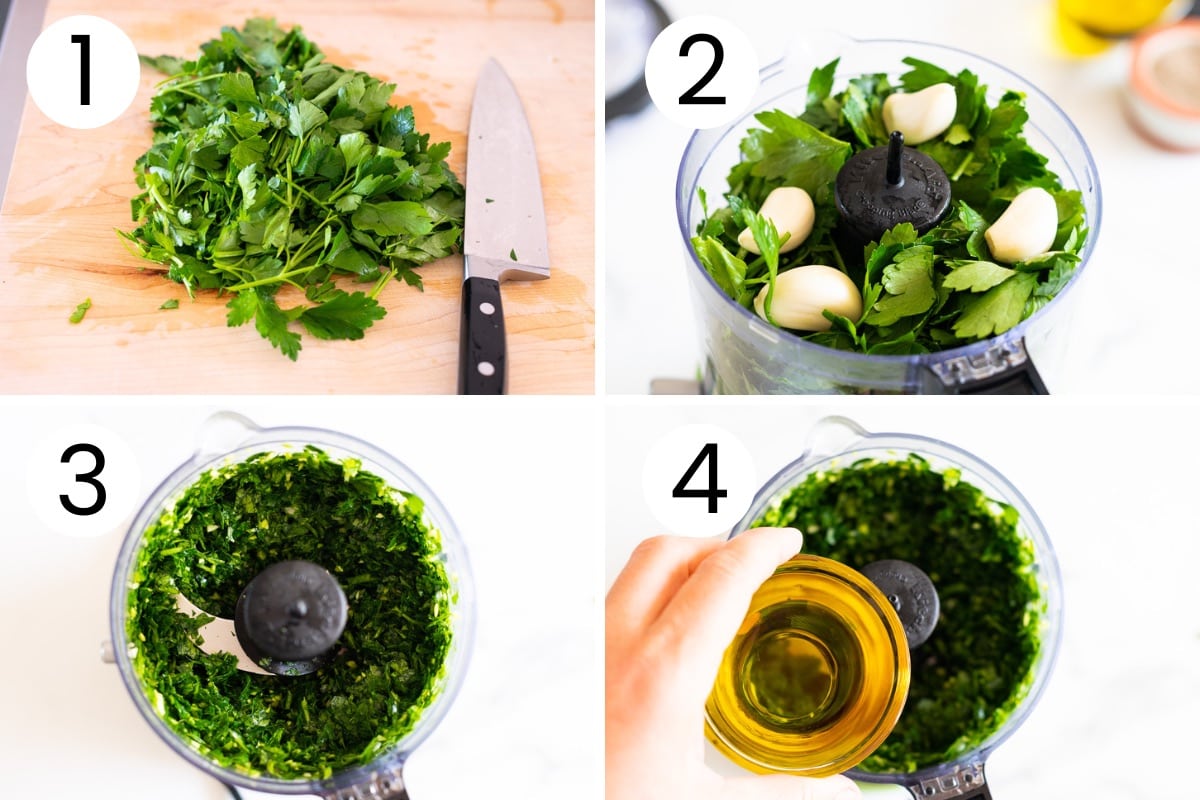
605 0 1200 393
605 399 1200 799
0 397 600 800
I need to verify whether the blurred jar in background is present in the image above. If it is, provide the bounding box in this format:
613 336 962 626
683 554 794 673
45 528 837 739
1056 0 1187 54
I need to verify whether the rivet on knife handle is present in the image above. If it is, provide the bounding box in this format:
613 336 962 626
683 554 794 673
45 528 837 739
458 276 506 394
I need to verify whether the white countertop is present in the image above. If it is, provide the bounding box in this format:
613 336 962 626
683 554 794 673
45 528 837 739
605 399 1200 799
0 397 600 800
605 0 1200 393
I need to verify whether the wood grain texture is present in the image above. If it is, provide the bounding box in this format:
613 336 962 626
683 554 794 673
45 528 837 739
0 0 594 393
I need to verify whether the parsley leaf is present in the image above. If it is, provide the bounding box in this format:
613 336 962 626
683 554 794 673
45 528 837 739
866 245 936 326
943 260 1017 292
953 273 1038 339
299 290 385 340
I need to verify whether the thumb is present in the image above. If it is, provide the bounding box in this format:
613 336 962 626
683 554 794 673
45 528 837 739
720 773 862 800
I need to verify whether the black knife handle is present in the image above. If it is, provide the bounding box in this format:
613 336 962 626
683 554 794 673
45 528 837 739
458 276 506 394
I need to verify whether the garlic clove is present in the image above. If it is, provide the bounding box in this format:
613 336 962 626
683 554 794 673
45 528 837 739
737 186 815 255
754 264 863 332
984 187 1058 264
882 83 957 145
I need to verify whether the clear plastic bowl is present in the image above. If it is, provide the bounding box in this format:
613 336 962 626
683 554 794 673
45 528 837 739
730 416 1063 798
676 37 1102 394
108 412 474 799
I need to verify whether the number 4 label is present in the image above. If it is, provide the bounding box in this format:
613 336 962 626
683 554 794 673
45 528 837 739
642 424 756 537
644 16 760 129
672 443 728 513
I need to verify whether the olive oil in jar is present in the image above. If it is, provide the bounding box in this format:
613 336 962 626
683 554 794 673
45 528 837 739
705 555 910 777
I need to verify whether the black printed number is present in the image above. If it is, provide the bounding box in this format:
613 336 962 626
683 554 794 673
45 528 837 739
672 443 727 513
60 443 105 516
677 33 726 106
71 33 91 105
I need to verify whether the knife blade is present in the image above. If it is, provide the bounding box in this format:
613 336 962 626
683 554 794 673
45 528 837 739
459 58 551 394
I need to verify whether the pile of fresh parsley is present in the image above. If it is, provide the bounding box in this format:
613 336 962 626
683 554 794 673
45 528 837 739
693 57 1088 355
120 18 464 359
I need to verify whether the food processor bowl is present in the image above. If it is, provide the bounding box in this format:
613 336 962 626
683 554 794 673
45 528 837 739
108 412 474 798
730 416 1063 799
676 37 1102 394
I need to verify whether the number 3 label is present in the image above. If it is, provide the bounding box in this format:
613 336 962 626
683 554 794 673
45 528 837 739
27 423 140 537
644 16 759 129
642 424 756 537
59 443 106 516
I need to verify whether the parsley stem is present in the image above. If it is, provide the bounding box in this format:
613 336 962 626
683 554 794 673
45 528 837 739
951 152 974 182
159 73 224 91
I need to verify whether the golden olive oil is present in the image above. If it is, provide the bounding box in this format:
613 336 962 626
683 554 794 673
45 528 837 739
1055 0 1177 55
705 555 909 777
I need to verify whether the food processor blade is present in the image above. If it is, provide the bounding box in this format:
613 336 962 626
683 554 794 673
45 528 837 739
175 594 272 676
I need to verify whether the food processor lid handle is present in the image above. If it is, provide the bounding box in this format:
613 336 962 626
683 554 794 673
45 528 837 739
917 339 1049 394
862 559 940 649
899 762 993 800
234 560 349 676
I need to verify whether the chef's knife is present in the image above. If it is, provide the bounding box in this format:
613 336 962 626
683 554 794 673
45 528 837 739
459 59 551 394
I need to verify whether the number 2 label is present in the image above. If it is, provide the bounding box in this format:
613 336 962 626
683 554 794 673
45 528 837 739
643 16 760 129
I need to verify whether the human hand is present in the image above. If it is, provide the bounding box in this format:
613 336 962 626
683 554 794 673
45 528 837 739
606 527 862 800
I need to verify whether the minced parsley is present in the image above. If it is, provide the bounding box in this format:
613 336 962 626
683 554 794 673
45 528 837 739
127 446 452 779
754 454 1043 772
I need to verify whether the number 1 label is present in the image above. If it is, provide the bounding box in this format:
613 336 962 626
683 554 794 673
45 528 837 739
25 15 140 129
70 34 91 106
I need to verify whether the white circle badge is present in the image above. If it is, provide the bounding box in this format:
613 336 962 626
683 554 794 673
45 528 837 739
26 15 141 129
644 15 760 129
641 423 757 537
26 423 142 538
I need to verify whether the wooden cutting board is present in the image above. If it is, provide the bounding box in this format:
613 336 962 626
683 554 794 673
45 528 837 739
0 0 594 393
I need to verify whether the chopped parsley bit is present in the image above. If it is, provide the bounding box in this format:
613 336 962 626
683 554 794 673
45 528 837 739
69 298 91 324
159 299 180 310
509 249 518 261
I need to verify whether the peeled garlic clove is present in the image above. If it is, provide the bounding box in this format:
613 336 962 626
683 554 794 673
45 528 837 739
984 187 1058 264
737 186 815 255
882 83 957 145
754 265 862 331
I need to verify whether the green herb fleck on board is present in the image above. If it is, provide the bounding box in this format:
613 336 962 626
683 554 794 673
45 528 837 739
159 299 180 310
485 198 494 203
128 447 453 780
69 298 92 324
509 249 517 261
